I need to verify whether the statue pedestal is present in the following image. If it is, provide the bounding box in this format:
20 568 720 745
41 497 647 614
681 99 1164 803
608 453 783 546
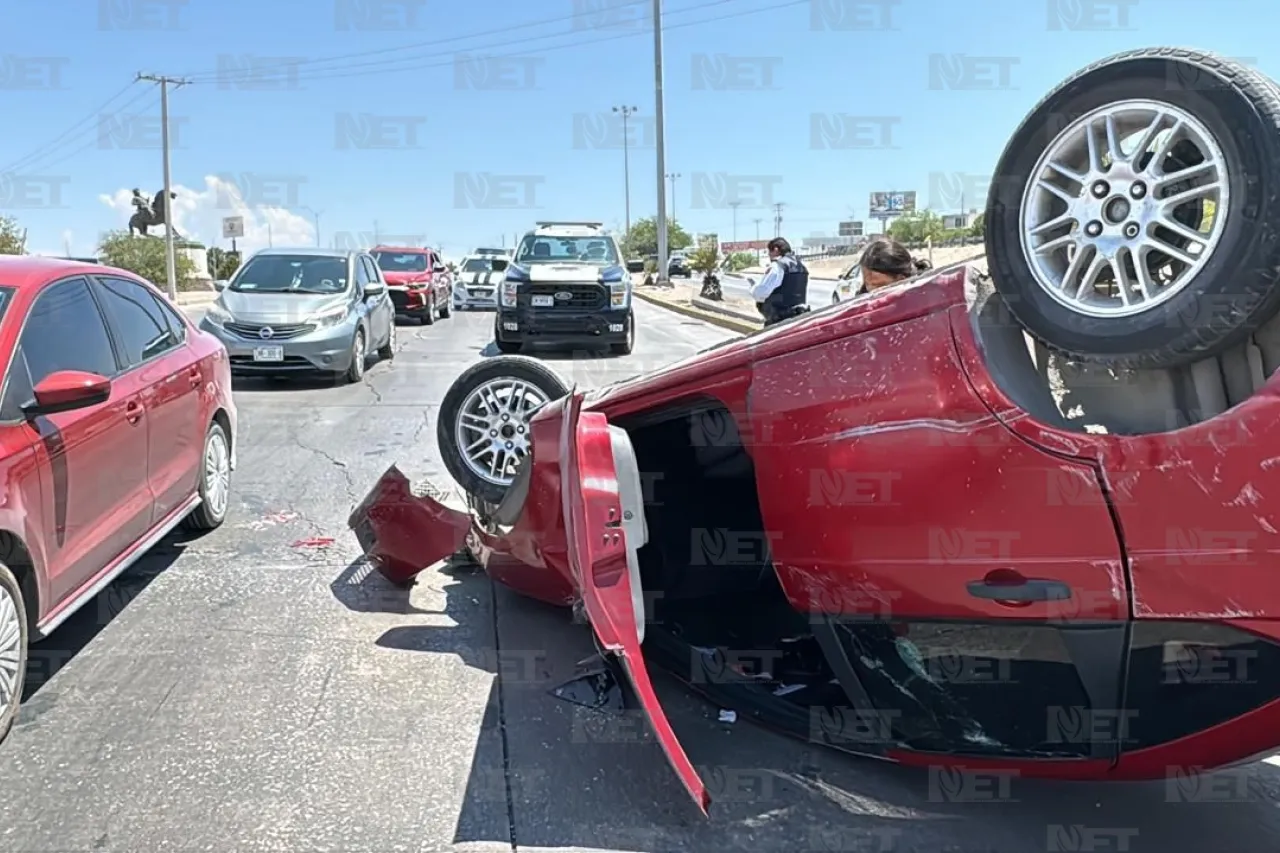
175 240 212 288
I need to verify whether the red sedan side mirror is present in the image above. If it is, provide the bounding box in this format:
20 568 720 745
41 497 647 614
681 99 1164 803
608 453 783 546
23 370 111 418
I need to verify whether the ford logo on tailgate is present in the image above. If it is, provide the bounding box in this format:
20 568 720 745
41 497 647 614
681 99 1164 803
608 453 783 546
554 291 573 301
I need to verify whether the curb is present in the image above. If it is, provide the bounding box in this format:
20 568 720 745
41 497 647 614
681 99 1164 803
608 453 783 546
691 295 760 323
173 291 217 307
633 289 761 335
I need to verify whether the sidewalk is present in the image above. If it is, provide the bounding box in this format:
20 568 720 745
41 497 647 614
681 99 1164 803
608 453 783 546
633 282 762 335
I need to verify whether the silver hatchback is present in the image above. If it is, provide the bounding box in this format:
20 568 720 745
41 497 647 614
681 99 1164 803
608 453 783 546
200 248 396 382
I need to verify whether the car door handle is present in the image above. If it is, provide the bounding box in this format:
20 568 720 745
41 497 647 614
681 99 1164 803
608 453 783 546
967 574 1071 603
188 367 201 388
125 401 144 424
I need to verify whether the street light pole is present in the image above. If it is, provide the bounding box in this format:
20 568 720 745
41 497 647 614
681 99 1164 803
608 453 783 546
612 105 638 240
301 206 323 246
730 200 740 243
666 172 681 224
651 0 670 286
136 72 189 301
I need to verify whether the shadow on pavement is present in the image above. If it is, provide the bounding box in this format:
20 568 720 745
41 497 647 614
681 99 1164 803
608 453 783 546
345 555 1280 852
21 527 202 703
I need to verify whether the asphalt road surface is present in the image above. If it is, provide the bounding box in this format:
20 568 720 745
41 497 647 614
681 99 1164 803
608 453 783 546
4 300 1280 852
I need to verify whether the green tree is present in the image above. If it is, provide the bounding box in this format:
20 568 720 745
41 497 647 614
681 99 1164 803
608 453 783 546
968 213 986 238
0 216 25 255
887 210 945 244
621 216 693 258
207 247 242 280
688 240 719 274
98 231 196 288
726 252 755 272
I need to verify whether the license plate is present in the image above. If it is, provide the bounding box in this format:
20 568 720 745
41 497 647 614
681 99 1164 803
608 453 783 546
531 295 554 307
253 346 284 362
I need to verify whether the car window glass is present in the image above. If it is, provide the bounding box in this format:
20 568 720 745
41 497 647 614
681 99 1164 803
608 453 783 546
95 276 179 367
20 277 118 386
0 345 34 421
146 287 188 342
363 257 382 283
355 258 370 287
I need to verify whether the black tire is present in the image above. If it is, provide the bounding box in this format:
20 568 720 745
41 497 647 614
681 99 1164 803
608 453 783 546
437 356 572 504
377 319 396 360
344 328 366 383
610 310 636 355
421 293 436 326
182 420 231 531
439 298 452 319
495 339 522 354
986 48 1280 369
0 562 25 745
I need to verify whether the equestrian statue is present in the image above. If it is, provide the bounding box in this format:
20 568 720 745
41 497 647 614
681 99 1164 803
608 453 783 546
128 188 182 239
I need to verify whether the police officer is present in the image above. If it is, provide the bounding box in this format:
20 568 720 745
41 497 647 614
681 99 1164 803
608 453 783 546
751 237 810 327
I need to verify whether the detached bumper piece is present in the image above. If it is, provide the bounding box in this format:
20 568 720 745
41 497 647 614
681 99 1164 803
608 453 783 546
347 465 472 585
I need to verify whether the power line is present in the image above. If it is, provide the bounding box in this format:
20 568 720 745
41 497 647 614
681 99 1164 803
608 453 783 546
180 0 746 81
185 0 803 85
5 86 160 177
0 81 142 175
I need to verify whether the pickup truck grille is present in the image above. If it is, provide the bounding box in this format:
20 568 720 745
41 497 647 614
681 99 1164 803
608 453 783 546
523 283 606 310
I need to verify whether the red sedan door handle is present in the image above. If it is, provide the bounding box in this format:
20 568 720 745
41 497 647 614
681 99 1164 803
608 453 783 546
125 401 144 425
967 571 1072 604
188 367 202 388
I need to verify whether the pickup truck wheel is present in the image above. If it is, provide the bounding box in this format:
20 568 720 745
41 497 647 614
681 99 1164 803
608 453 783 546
987 48 1280 369
0 563 27 746
438 356 572 504
610 311 636 355
439 299 452 319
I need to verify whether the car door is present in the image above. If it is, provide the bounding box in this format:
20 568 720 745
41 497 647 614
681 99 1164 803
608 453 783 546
749 311 1131 768
1 276 154 604
428 251 450 304
361 255 392 342
92 275 202 526
559 390 711 814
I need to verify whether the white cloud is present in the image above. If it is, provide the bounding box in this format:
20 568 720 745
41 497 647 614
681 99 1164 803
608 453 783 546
99 175 314 256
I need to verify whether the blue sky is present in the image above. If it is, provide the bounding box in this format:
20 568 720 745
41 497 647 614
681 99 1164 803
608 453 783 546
0 0 1269 258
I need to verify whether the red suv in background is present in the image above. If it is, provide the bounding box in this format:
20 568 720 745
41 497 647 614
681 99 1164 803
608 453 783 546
370 246 452 325
0 258 237 744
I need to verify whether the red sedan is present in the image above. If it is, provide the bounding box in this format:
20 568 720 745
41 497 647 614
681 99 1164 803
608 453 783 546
350 49 1280 814
0 258 237 743
371 245 452 325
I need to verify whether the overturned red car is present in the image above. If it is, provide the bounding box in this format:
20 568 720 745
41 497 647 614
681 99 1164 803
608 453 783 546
350 48 1280 814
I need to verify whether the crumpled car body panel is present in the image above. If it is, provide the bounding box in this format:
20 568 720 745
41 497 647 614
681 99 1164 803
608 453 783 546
350 264 1280 812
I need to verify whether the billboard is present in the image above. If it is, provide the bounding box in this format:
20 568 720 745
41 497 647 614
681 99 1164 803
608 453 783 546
838 220 864 237
869 191 916 216
722 240 770 252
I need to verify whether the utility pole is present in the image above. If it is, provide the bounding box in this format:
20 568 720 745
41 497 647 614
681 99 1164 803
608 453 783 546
137 73 190 301
773 202 784 238
651 0 670 286
612 106 638 240
373 220 380 246
666 172 681 224
302 206 323 246
754 218 762 240
267 221 273 247
730 200 740 243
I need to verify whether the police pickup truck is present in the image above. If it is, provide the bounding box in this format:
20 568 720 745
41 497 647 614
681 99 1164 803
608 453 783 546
494 221 635 355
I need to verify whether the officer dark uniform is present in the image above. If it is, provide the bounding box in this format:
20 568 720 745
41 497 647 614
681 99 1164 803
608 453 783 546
757 246 810 327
